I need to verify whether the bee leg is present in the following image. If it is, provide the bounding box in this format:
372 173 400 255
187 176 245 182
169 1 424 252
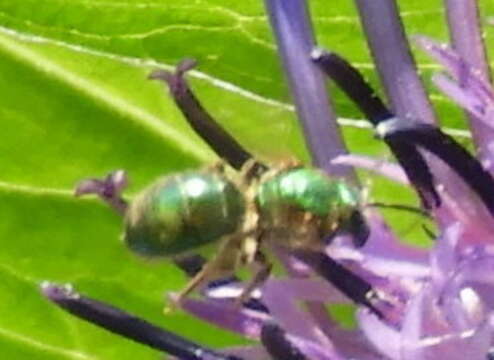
234 252 272 307
206 161 227 174
173 265 211 305
174 235 242 305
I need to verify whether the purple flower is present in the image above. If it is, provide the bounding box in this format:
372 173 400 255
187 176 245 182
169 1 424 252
42 0 494 359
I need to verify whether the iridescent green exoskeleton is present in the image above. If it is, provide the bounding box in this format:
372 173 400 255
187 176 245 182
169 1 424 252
125 171 246 258
124 158 366 303
256 166 361 248
107 59 369 304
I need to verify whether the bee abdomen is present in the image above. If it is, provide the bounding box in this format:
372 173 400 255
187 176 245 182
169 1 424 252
124 172 245 257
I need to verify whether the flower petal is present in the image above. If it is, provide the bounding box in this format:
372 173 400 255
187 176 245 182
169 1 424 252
332 154 409 185
171 294 268 339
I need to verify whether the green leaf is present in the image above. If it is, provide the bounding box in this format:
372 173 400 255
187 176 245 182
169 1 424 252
0 0 488 358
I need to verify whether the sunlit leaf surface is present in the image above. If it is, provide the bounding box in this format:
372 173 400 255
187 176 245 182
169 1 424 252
0 0 491 358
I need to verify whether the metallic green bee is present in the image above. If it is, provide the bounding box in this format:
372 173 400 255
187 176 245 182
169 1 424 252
124 160 365 302
77 60 369 305
109 59 369 304
76 60 429 313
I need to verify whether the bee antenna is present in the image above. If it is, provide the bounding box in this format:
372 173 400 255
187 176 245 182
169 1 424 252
422 224 437 240
366 202 431 218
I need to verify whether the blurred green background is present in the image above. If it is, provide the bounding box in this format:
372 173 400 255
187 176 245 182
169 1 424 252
0 0 492 358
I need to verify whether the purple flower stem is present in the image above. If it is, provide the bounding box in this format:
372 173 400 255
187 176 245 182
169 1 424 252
443 0 494 160
354 0 436 125
444 0 491 84
313 50 439 208
150 59 267 176
383 124 494 217
74 170 129 216
260 322 308 360
292 249 384 318
263 0 355 180
311 49 393 125
488 349 494 360
354 0 490 218
41 283 242 360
